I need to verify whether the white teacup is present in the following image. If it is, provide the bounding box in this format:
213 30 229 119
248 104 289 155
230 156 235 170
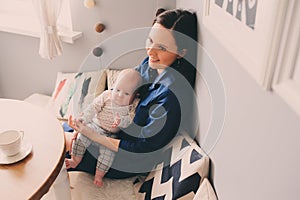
0 130 24 157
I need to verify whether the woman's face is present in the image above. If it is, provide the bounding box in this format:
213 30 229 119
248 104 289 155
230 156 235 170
146 23 179 74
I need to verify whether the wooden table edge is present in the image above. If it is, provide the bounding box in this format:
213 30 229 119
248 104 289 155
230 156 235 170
30 139 66 199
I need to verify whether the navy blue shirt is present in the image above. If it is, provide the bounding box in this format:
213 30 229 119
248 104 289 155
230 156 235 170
118 57 181 153
66 57 196 176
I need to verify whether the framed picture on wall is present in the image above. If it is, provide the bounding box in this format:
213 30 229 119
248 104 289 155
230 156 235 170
271 0 300 117
203 0 288 89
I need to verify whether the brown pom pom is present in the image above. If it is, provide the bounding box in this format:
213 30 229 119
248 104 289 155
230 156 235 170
95 23 105 33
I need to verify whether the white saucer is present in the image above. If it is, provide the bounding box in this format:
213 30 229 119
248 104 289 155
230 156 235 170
0 141 32 164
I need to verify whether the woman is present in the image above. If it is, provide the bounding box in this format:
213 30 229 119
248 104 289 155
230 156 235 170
66 8 198 178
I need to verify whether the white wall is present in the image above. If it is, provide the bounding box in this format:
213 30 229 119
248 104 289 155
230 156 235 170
177 0 300 199
1 0 300 199
0 0 175 99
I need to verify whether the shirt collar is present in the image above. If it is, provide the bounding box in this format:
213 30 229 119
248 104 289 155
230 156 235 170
149 67 175 90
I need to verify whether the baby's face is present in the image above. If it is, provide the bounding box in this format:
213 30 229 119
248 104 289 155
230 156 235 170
111 79 137 106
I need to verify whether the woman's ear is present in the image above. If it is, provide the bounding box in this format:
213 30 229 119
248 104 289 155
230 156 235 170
177 49 187 58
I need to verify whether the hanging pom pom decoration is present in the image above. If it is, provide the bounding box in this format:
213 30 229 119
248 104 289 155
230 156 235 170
84 0 95 8
93 47 103 57
95 23 105 33
93 23 105 57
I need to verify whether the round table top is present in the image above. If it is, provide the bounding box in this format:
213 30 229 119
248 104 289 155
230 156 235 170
0 99 66 200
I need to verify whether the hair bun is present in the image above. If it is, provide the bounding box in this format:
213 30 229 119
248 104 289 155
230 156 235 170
155 8 166 16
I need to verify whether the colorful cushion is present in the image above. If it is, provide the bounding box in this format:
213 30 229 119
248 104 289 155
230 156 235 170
134 133 210 200
47 70 107 120
72 70 107 116
106 69 122 90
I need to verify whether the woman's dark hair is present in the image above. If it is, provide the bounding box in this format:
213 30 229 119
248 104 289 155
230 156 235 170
153 9 198 88
155 8 166 17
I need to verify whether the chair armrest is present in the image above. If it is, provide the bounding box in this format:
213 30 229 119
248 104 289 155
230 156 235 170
24 93 51 108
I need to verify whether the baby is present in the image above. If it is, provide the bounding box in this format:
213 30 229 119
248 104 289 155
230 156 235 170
65 68 142 187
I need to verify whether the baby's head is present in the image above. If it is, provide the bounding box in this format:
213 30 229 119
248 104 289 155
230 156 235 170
112 69 142 106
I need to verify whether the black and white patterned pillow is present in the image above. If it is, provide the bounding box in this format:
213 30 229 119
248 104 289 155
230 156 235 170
135 133 210 200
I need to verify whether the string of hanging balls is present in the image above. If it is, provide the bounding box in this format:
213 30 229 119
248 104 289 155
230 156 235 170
90 7 165 57
92 22 105 57
83 0 105 57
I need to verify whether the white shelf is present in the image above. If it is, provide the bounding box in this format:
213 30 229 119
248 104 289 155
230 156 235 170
0 25 82 44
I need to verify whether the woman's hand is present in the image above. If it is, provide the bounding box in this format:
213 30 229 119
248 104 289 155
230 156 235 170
68 115 120 152
72 117 98 141
68 115 86 132
68 115 77 130
68 115 100 140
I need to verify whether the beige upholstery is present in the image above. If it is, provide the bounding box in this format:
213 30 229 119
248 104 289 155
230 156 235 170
69 171 138 200
24 69 218 200
24 93 51 108
194 178 218 200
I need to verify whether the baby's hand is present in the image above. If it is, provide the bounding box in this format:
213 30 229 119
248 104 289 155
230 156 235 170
68 115 85 132
112 113 121 128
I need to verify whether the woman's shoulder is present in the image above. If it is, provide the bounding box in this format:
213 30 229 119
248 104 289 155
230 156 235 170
135 57 149 73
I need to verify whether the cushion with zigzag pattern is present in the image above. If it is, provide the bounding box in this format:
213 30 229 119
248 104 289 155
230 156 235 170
134 133 210 200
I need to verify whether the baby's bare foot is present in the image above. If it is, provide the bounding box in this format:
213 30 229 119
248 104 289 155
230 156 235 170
94 170 106 187
93 178 104 187
65 158 79 169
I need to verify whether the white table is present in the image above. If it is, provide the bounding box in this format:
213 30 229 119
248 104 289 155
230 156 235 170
0 99 71 200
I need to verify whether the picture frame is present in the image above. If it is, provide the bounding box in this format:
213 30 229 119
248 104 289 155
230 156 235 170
203 0 288 89
271 0 300 116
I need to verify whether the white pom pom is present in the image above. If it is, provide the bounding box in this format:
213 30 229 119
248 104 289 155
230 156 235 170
84 0 95 8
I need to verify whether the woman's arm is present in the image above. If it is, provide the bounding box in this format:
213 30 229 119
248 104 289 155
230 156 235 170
119 90 181 153
69 116 120 152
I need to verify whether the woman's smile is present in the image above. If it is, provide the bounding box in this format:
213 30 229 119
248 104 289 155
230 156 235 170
149 57 159 63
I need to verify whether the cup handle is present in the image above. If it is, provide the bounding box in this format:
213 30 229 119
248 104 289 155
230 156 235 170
19 130 24 140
